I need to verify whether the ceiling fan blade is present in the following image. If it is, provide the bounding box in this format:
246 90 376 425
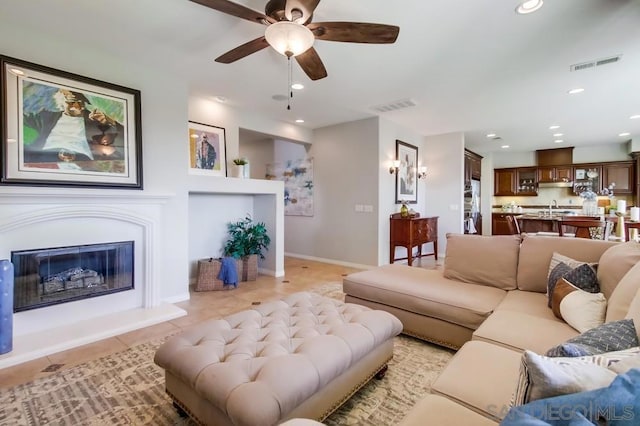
307 22 400 44
285 0 321 22
295 47 328 81
215 37 270 63
189 0 275 25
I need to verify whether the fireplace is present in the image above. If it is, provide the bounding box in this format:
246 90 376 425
12 241 134 312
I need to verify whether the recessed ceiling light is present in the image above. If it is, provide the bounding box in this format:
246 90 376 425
553 133 563 137
567 88 585 95
486 133 497 138
549 125 560 130
619 132 631 137
630 115 640 120
501 145 510 149
554 139 564 143
516 0 544 15
9 68 25 76
214 96 227 103
295 119 304 123
291 83 304 90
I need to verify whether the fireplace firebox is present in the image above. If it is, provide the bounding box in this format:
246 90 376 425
12 241 134 312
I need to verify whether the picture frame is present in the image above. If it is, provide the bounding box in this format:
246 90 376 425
0 55 143 189
395 140 418 204
188 121 227 177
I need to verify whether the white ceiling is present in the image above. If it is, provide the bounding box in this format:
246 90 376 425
4 0 640 154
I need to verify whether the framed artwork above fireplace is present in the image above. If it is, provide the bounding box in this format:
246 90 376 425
0 55 143 189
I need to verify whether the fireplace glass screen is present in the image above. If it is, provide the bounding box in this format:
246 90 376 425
12 241 134 312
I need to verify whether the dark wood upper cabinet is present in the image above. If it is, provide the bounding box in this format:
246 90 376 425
536 147 574 166
602 161 634 194
537 165 573 183
464 149 482 184
516 167 538 195
494 168 517 196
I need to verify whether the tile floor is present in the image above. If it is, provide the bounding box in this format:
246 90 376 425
0 256 438 389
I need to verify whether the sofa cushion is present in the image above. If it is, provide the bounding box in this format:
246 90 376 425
398 395 498 426
596 240 640 299
626 290 640 341
517 235 616 293
431 341 522 421
551 278 606 333
545 319 639 357
606 259 640 322
343 264 506 330
443 234 521 290
512 347 640 405
472 310 578 354
494 290 562 321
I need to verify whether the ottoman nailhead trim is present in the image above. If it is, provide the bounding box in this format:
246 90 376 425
166 389 206 426
318 356 393 421
401 331 461 350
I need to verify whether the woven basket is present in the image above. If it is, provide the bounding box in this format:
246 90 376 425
195 258 240 291
238 254 258 281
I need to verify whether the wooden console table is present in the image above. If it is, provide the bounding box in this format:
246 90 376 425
390 214 438 265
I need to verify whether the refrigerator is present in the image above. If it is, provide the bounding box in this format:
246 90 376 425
464 179 481 234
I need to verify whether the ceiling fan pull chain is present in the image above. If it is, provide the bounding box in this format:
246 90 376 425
287 55 292 110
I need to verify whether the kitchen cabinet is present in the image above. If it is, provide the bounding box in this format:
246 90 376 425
537 165 573 183
390 214 438 265
602 161 634 195
573 164 602 195
492 213 518 235
464 149 482 184
494 168 517 196
517 218 557 233
516 168 538 195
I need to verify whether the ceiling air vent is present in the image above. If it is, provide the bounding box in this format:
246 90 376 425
570 54 622 72
371 98 417 113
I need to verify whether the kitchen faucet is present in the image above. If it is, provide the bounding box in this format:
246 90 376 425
549 199 558 216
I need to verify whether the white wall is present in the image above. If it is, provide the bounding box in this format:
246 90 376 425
285 118 379 266
424 132 466 255
240 136 274 179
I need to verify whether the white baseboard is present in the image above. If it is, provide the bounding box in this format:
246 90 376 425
284 252 375 270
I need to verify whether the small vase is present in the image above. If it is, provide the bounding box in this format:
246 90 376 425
400 203 409 218
232 165 244 178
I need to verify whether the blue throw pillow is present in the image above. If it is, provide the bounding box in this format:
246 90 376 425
546 319 639 357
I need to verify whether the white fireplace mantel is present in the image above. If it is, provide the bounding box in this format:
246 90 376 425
0 189 185 369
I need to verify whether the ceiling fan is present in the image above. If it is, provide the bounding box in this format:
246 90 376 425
189 0 400 81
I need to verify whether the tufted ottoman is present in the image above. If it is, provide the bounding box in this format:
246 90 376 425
154 292 402 426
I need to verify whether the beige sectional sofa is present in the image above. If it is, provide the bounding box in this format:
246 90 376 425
343 234 640 425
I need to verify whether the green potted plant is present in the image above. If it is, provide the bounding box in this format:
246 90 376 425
223 214 270 281
231 158 248 178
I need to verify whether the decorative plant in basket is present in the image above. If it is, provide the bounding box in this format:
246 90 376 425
223 214 270 281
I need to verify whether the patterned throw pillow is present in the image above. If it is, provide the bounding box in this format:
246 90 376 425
547 262 599 308
512 346 640 405
546 319 639 357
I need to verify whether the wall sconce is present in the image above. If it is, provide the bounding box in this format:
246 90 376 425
418 166 427 179
389 160 401 174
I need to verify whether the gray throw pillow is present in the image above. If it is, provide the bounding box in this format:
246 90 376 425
547 262 599 308
546 319 639 357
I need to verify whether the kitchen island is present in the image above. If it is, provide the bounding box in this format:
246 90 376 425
491 211 582 235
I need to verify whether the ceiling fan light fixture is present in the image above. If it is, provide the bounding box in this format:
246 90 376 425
265 21 315 57
516 0 544 15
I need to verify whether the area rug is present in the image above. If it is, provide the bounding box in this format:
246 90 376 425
0 284 454 425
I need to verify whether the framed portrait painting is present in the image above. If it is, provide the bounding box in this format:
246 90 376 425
188 121 227 177
0 55 142 189
395 140 418 204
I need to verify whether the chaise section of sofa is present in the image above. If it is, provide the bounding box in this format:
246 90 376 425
343 235 522 349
